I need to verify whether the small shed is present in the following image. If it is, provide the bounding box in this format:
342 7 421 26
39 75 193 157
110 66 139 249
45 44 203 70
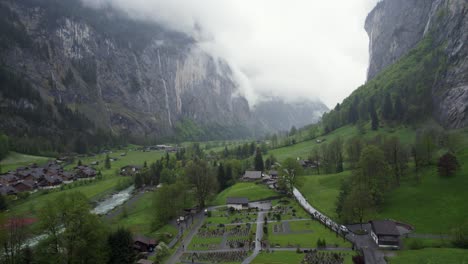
370 220 400 249
133 235 157 252
226 197 249 210
242 171 262 181
137 260 154 264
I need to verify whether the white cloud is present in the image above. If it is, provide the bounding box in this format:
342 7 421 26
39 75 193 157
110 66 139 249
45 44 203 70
82 0 379 107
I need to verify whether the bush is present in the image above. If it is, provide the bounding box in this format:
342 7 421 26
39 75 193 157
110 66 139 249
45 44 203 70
408 239 424 250
438 152 460 177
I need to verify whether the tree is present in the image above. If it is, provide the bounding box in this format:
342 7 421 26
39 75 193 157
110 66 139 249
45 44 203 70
254 147 264 172
186 159 217 208
289 126 297 136
38 192 108 264
437 152 460 177
105 154 111 169
369 98 379 130
310 149 321 175
348 97 359 124
355 146 390 207
278 158 303 196
0 216 31 264
393 95 404 121
153 182 190 228
77 160 82 166
452 220 468 249
0 134 9 160
382 137 408 186
382 93 393 120
107 228 135 264
346 137 363 169
336 179 351 221
217 163 229 190
0 195 7 211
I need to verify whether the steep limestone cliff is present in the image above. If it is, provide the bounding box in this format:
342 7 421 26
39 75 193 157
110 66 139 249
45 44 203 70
365 0 467 128
0 0 256 141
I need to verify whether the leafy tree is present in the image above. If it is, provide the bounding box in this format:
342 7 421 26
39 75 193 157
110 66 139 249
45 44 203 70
105 154 111 169
217 163 229 190
382 137 408 186
346 137 363 169
153 181 190 228
186 159 217 208
38 192 108 263
0 216 31 264
310 149 321 175
336 179 351 221
278 158 303 196
289 126 297 136
452 220 468 249
254 147 264 172
382 93 393 120
393 95 404 120
348 97 359 124
77 160 82 166
0 134 9 160
0 195 7 211
437 152 460 177
369 98 379 130
354 146 391 207
107 228 135 264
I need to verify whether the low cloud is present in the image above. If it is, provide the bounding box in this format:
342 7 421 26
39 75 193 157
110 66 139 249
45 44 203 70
82 0 378 107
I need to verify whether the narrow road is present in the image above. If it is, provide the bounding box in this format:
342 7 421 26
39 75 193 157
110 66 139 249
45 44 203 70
165 212 206 264
241 211 265 264
293 187 386 264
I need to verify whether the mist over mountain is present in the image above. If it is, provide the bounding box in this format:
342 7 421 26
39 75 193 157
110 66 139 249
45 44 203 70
253 99 328 133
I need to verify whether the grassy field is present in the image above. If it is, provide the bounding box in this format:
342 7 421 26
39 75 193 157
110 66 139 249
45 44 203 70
0 152 53 172
6 146 166 219
298 171 351 220
267 220 351 248
211 182 279 206
252 250 354 264
269 125 416 161
387 248 468 264
9 176 123 217
65 147 165 176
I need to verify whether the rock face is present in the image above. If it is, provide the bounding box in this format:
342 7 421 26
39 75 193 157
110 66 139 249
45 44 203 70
365 0 468 128
0 0 256 140
253 99 328 133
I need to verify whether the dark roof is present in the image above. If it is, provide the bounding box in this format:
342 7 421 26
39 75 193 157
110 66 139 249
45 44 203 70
133 235 157 246
13 181 36 189
0 186 18 195
243 171 262 179
137 260 154 264
226 197 249 205
371 220 400 236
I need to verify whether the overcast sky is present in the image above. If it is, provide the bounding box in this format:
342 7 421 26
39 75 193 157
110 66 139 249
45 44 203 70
83 0 379 108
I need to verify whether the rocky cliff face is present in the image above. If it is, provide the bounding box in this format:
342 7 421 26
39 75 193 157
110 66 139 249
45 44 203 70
253 99 328 133
365 0 467 128
0 0 255 140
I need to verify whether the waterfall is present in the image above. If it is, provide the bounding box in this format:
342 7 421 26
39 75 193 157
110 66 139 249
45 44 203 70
162 78 173 127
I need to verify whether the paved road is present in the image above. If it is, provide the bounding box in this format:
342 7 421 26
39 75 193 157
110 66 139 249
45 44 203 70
293 188 387 264
165 212 206 264
241 211 266 264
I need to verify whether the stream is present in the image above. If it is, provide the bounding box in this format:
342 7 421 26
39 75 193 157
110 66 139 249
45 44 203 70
24 185 135 247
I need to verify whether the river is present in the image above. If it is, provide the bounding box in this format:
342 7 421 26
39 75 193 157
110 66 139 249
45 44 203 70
24 185 135 247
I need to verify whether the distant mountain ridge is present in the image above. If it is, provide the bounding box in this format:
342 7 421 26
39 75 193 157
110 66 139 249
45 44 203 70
253 98 328 133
